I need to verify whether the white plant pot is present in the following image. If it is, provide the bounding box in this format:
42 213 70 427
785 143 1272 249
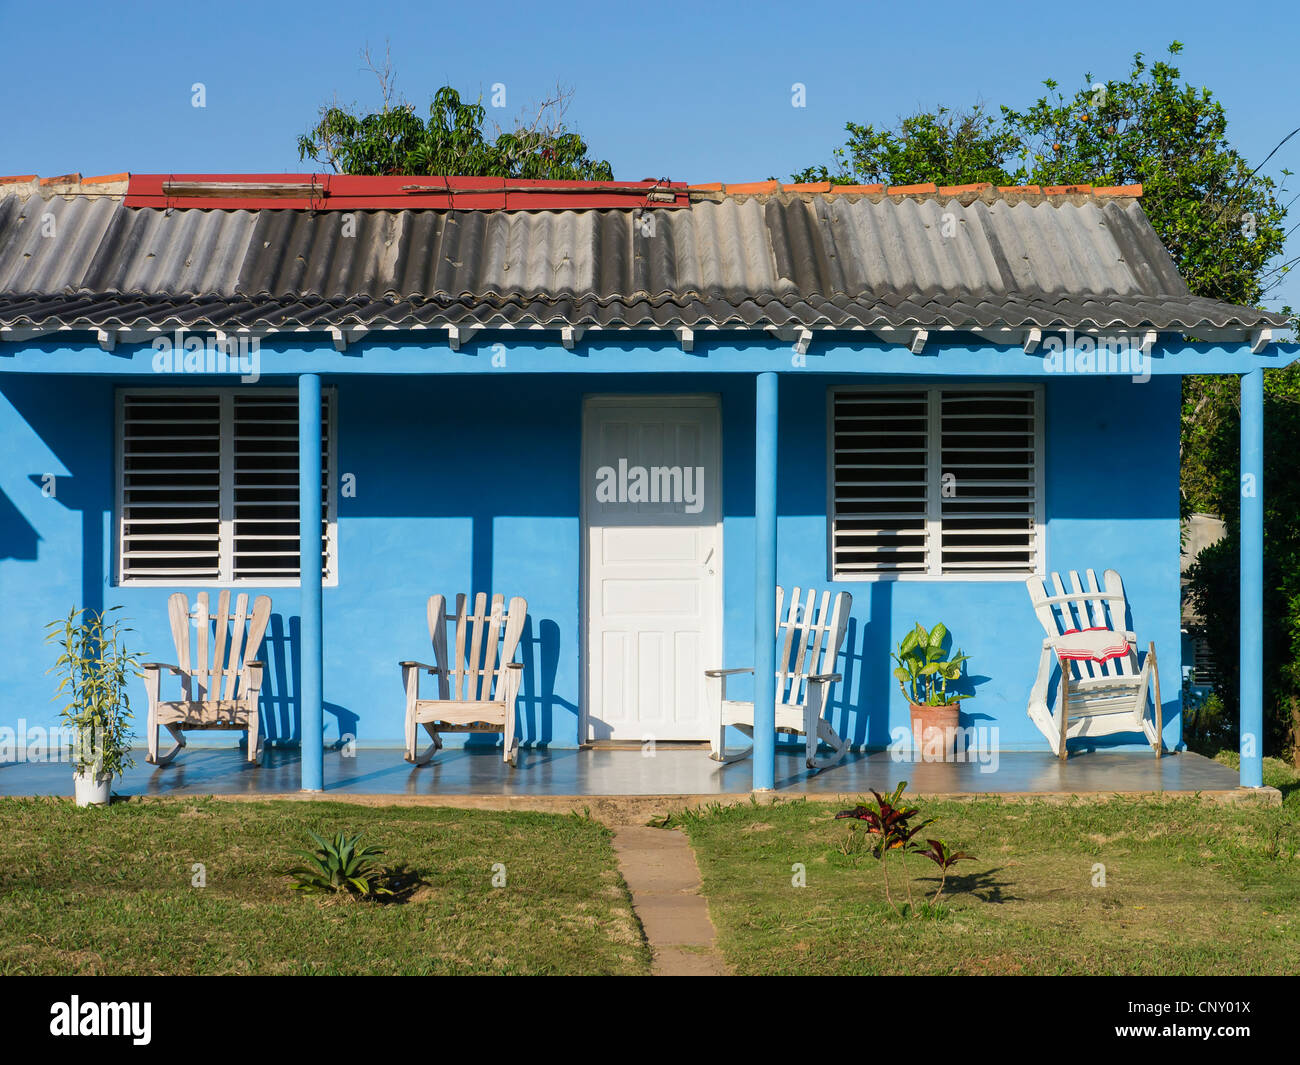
73 769 112 807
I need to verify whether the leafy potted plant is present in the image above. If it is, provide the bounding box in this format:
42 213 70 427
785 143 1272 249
46 606 140 807
891 622 971 757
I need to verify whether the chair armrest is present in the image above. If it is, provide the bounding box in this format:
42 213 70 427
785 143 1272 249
399 660 444 673
506 662 524 670
141 662 183 674
808 673 842 683
244 660 265 669
705 667 753 677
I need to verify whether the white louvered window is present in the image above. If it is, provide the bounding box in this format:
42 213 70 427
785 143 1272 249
117 389 336 585
829 386 1043 579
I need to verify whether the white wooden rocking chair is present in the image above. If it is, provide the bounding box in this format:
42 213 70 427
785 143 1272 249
1026 568 1163 759
706 586 852 769
400 593 528 767
142 591 272 766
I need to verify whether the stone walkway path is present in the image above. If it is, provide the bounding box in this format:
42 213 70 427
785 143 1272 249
611 825 728 976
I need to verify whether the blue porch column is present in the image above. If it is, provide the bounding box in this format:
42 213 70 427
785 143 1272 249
753 372 778 791
1239 368 1264 788
299 373 324 792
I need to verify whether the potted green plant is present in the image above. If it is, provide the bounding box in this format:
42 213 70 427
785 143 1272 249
46 606 140 807
891 622 971 757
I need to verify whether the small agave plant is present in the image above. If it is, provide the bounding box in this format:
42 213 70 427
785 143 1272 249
289 831 394 898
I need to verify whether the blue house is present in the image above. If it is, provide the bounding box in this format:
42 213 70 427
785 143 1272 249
0 172 1293 791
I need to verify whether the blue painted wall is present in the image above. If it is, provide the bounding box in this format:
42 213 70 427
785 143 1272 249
0 359 1183 753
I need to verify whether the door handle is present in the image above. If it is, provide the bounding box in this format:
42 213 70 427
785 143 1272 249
703 547 715 575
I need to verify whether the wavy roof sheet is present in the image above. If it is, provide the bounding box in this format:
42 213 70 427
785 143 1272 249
0 187 1285 336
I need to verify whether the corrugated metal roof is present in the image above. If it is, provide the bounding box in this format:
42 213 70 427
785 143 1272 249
0 188 1286 336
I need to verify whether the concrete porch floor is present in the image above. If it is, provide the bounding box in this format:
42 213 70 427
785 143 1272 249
0 745 1254 803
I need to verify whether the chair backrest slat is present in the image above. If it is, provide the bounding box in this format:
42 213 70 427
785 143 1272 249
168 593 192 702
776 586 801 696
479 593 505 701
497 597 527 699
788 588 818 704
223 593 249 701
241 597 272 697
1101 569 1135 676
194 591 210 699
210 589 230 698
453 594 469 700
466 592 488 700
427 595 451 700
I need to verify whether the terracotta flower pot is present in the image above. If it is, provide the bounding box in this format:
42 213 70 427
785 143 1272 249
910 702 961 759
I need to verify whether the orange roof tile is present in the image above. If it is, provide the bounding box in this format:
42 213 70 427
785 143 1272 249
938 182 994 196
886 182 938 195
724 180 781 195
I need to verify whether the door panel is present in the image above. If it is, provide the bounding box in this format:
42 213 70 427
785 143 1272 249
583 397 722 741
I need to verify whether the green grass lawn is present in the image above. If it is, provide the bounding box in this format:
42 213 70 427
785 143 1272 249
675 787 1300 975
0 798 650 975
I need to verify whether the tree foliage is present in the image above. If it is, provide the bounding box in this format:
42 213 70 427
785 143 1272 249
298 48 612 180
793 104 1021 189
796 43 1292 310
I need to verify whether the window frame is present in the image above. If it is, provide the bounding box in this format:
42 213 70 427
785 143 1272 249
825 382 1045 582
114 386 338 588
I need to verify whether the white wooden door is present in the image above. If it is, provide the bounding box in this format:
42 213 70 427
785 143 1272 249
583 396 722 741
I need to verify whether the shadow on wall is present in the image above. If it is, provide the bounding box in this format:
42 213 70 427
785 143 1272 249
821 581 995 751
0 486 38 561
337 377 583 745
826 582 897 750
257 614 358 748
515 618 575 748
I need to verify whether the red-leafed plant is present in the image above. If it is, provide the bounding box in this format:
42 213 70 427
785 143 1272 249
837 783 976 915
911 838 976 904
836 782 934 912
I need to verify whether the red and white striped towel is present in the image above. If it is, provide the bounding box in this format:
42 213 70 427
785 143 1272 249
1056 627 1130 663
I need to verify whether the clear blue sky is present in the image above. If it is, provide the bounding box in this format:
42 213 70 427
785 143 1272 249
1 0 1295 316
